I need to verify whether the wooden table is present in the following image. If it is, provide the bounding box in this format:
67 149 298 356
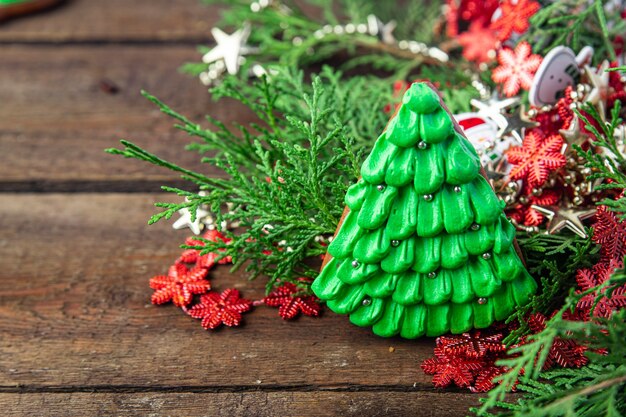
0 1 479 415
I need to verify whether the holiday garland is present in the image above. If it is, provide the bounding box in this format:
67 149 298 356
108 0 626 415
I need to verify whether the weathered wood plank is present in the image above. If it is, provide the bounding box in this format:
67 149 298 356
0 45 253 191
0 194 448 389
0 0 220 43
0 392 479 416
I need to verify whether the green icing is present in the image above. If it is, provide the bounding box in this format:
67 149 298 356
393 270 422 305
403 83 440 114
354 228 390 263
419 110 453 144
363 273 398 298
413 235 442 273
357 183 398 229
414 142 445 195
345 180 367 210
400 304 427 338
381 237 415 273
441 184 474 233
450 303 474 334
386 146 417 187
388 106 420 147
313 82 537 338
327 210 363 258
361 133 398 183
350 297 385 327
372 301 404 337
386 186 418 240
445 132 480 184
417 191 444 237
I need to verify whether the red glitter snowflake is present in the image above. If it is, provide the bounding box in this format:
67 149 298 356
577 261 626 318
593 206 626 264
490 0 540 41
492 42 542 97
263 282 321 320
177 229 232 269
470 366 506 393
507 130 566 189
187 288 253 330
526 313 589 369
149 264 211 307
421 347 485 388
457 22 498 64
507 189 561 226
438 331 506 358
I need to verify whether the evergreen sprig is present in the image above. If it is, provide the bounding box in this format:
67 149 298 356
473 269 626 417
108 66 393 292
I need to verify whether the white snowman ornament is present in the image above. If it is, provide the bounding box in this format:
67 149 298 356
528 46 594 107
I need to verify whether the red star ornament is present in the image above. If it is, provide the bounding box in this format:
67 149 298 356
188 288 252 330
149 264 211 307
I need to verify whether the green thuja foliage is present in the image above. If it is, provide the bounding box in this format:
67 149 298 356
108 67 393 292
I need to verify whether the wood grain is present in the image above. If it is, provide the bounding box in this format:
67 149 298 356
0 0 220 43
0 194 460 390
0 392 479 417
0 45 254 191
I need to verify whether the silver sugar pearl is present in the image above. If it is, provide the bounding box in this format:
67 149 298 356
418 141 428 149
391 240 401 247
471 223 480 231
351 260 360 268
478 297 487 305
362 297 372 306
427 271 437 279
423 194 433 202
482 252 492 260
377 184 386 192
453 185 462 193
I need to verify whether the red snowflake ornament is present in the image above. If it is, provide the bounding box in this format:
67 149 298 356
149 264 211 307
457 22 498 64
492 42 542 97
421 347 485 388
507 130 566 189
470 366 506 393
593 206 626 264
439 331 506 358
188 288 252 330
490 0 540 41
177 229 232 269
507 189 561 226
263 282 321 320
526 313 589 369
577 261 626 318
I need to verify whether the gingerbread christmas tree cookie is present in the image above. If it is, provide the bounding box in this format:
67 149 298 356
312 82 537 338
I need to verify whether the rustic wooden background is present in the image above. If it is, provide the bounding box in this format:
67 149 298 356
0 1 481 415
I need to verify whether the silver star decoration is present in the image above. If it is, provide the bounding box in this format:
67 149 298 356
584 61 610 119
559 116 589 154
202 23 253 75
471 95 537 143
367 14 396 44
530 205 596 238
